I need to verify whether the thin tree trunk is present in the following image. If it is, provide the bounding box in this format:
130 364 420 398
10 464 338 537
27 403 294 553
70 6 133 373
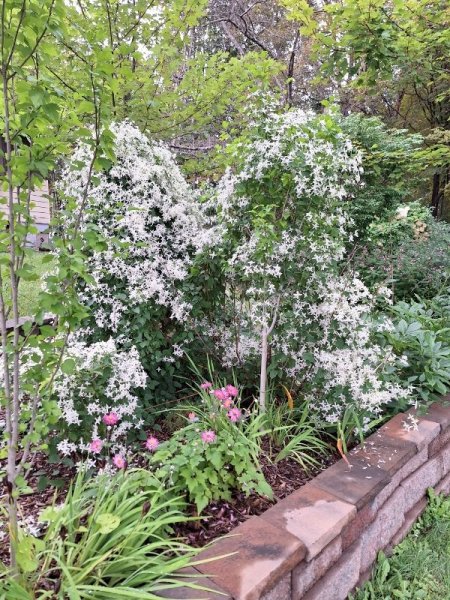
259 324 268 411
431 171 442 218
2 63 20 573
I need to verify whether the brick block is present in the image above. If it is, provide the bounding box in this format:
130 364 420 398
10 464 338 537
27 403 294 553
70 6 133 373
400 454 443 513
261 483 355 560
157 567 232 599
314 457 390 510
377 413 440 452
261 574 291 600
349 431 416 476
390 497 428 548
430 426 450 456
292 536 342 599
435 471 450 495
302 541 362 600
360 486 406 572
195 516 305 600
410 402 450 430
438 441 450 474
371 448 428 512
341 503 376 550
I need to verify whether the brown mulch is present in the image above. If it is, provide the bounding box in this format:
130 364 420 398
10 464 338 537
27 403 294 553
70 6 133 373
174 446 339 547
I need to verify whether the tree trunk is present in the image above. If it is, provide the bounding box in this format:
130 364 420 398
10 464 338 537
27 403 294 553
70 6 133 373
259 324 268 412
431 171 442 218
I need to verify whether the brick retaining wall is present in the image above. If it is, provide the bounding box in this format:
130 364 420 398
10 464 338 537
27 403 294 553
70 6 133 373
160 398 450 600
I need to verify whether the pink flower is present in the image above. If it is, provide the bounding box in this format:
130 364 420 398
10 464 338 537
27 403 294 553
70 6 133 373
103 412 119 426
201 430 216 444
113 454 126 469
200 381 212 389
89 439 103 453
188 412 199 422
226 384 239 398
221 398 233 409
145 436 159 451
213 388 229 402
227 407 242 422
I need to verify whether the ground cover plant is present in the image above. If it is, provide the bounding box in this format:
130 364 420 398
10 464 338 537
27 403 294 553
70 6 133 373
350 490 450 600
1 0 450 595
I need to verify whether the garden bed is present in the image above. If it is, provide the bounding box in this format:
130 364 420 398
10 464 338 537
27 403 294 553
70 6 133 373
158 398 450 600
0 437 338 564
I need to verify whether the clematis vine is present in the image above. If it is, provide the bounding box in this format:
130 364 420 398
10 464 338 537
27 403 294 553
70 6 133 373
203 108 409 420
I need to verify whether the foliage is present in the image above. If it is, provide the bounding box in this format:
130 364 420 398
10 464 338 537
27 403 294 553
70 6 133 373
355 218 450 301
198 107 408 423
58 121 217 413
312 0 450 215
0 0 116 571
0 469 210 599
351 490 450 600
340 115 424 239
379 293 450 408
151 382 272 513
58 0 282 176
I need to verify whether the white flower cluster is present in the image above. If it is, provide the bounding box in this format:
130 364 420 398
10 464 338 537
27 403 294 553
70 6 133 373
209 108 409 421
274 276 409 422
60 121 214 331
55 336 147 453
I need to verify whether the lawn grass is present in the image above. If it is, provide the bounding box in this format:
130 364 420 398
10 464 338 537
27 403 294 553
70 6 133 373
1 251 53 317
351 490 450 599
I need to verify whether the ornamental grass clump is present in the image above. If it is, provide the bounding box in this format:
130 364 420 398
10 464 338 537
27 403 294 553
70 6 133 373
0 469 211 599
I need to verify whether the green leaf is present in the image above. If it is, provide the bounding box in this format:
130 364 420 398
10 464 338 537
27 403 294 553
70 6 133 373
61 358 76 375
95 513 121 534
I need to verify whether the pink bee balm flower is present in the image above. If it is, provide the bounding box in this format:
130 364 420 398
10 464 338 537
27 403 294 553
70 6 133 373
103 412 119 426
200 430 216 443
221 398 233 409
225 384 239 398
112 454 126 469
227 407 242 422
145 436 159 451
188 412 199 422
200 381 212 389
213 388 229 402
89 439 103 453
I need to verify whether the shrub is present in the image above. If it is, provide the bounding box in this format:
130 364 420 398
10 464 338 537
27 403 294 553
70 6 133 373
340 114 424 240
58 121 217 411
53 336 147 463
354 208 450 301
197 107 409 426
379 292 450 408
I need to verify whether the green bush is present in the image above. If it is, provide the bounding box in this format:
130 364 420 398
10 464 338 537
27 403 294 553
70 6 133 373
151 392 272 513
379 292 450 408
341 114 423 241
355 217 450 301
